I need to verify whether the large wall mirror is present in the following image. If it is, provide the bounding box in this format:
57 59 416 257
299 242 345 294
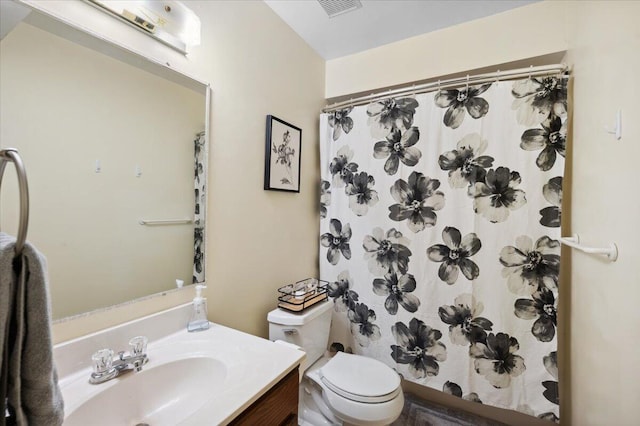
0 6 208 320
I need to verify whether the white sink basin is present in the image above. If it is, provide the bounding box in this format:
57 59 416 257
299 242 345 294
56 313 305 426
65 358 227 426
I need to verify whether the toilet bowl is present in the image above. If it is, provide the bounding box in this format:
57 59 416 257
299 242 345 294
305 352 404 425
268 301 404 426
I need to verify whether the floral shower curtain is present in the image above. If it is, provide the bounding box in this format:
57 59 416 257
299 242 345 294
319 76 566 421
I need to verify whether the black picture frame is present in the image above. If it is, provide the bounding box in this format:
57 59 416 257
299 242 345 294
264 115 302 192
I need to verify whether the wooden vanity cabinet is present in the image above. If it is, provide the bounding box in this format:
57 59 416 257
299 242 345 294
230 367 299 426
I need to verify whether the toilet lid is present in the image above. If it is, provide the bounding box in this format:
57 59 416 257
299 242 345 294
319 352 401 403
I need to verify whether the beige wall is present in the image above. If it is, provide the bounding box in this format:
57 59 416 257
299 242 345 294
564 2 640 426
0 23 203 319
16 0 325 341
324 1 640 425
191 0 325 338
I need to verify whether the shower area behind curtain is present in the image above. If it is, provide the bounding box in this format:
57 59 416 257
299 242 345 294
319 76 566 421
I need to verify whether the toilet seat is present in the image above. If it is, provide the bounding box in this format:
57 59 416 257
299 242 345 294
320 376 402 403
319 352 401 403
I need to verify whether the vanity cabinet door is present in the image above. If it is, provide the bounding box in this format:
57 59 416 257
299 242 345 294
230 368 299 426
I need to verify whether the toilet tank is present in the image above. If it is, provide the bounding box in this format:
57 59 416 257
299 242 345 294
267 301 333 374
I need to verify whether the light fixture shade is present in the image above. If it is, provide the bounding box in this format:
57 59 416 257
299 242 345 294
86 0 201 52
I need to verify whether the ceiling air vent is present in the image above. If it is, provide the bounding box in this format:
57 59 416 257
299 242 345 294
317 0 362 18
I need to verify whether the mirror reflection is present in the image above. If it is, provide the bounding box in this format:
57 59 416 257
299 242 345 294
0 17 207 319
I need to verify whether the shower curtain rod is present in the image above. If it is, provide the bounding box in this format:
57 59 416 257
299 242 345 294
323 63 569 113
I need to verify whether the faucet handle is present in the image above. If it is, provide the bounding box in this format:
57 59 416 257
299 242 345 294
129 336 148 356
91 349 114 374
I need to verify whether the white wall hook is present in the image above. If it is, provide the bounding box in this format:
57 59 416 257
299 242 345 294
95 159 101 173
560 234 618 262
604 109 622 140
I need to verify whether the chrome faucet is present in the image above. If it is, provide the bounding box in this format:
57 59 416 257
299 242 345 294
89 336 149 384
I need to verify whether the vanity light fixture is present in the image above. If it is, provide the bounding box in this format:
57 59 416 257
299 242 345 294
84 0 201 54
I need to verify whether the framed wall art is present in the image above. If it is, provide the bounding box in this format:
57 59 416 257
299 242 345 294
264 115 302 192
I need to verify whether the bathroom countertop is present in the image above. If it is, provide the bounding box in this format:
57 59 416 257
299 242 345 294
175 324 305 425
56 308 305 426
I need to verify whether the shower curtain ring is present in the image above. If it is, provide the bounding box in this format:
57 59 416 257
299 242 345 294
496 69 500 86
437 80 441 92
466 74 469 91
529 65 533 80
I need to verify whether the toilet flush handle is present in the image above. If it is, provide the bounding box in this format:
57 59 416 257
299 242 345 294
283 329 298 335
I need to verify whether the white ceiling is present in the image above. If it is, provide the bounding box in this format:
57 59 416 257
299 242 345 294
264 0 538 60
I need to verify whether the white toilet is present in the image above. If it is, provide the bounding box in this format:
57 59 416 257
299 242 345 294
268 301 404 426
